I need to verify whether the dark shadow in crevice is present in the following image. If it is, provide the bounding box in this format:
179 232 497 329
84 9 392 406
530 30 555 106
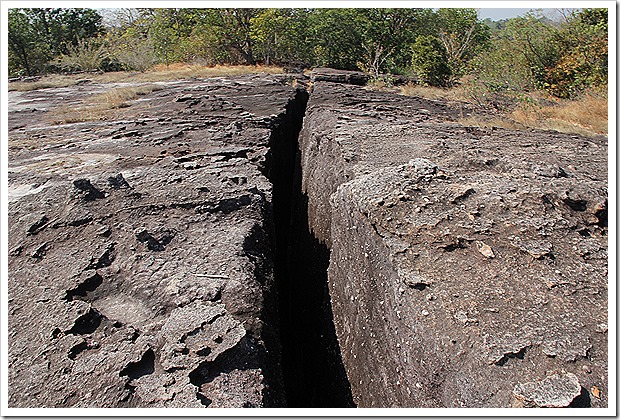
67 308 102 335
119 348 155 380
569 387 592 407
266 86 355 407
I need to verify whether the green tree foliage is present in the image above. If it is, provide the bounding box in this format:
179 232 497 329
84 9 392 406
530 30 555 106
489 8 609 98
544 8 608 97
250 9 312 67
7 6 608 100
8 9 44 76
410 35 451 86
306 8 434 76
8 8 104 76
356 9 432 78
308 9 365 70
433 8 491 78
201 9 261 65
149 9 193 66
104 9 158 71
503 12 560 90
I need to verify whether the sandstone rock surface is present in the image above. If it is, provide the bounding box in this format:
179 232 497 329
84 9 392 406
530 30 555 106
298 74 608 407
7 69 608 409
7 74 304 407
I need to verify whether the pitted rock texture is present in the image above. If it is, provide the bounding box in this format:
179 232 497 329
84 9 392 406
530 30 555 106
299 76 607 407
7 74 303 407
512 373 583 408
8 68 608 409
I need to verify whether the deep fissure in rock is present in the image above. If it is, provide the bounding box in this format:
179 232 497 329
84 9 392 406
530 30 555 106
266 86 355 407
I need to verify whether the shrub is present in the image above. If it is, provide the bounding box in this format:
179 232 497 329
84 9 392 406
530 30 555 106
410 35 451 87
112 40 158 72
56 38 108 72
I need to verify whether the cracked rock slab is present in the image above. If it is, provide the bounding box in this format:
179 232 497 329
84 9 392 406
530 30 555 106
301 78 607 408
8 74 295 408
512 373 582 408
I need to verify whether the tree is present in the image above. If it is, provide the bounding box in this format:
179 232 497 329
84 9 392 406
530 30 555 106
410 35 452 86
356 9 432 78
8 9 43 76
434 8 491 79
503 12 560 90
308 9 365 70
250 8 312 66
499 9 608 98
202 9 261 65
103 8 158 71
8 8 104 76
543 8 608 97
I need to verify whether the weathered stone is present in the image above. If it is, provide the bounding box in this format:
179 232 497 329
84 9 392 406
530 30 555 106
311 67 370 85
8 74 295 408
7 68 608 409
512 373 582 408
300 75 607 408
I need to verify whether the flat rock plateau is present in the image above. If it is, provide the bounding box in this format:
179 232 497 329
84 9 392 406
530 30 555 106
6 69 608 409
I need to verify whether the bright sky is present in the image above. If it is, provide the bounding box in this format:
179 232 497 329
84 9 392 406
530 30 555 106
477 8 576 21
477 8 534 20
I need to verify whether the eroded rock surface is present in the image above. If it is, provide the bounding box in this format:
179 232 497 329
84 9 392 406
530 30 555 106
7 69 608 409
299 76 607 407
8 74 304 407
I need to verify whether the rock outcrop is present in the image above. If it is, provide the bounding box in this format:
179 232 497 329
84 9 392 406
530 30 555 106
298 74 608 407
7 69 608 409
7 74 306 407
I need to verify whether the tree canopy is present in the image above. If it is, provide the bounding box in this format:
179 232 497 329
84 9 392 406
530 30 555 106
8 7 608 98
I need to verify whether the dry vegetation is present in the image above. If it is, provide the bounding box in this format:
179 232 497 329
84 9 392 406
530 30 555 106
49 84 163 124
399 83 608 137
11 62 607 137
10 64 284 124
509 92 608 136
9 64 284 92
397 83 472 102
9 74 83 91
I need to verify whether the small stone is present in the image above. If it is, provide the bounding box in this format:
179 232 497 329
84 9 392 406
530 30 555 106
96 226 112 237
26 213 49 235
73 178 105 201
9 245 23 256
175 94 194 102
511 237 553 259
454 310 478 325
512 373 581 408
477 241 495 258
421 309 430 316
595 323 608 333
31 242 49 260
107 173 131 189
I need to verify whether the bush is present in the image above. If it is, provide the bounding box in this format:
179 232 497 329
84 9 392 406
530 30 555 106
410 35 451 87
56 38 108 72
112 40 158 72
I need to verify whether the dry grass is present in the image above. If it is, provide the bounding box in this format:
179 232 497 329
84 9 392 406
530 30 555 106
400 82 607 137
9 64 285 92
510 92 608 136
49 84 163 124
9 74 84 91
459 92 608 137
